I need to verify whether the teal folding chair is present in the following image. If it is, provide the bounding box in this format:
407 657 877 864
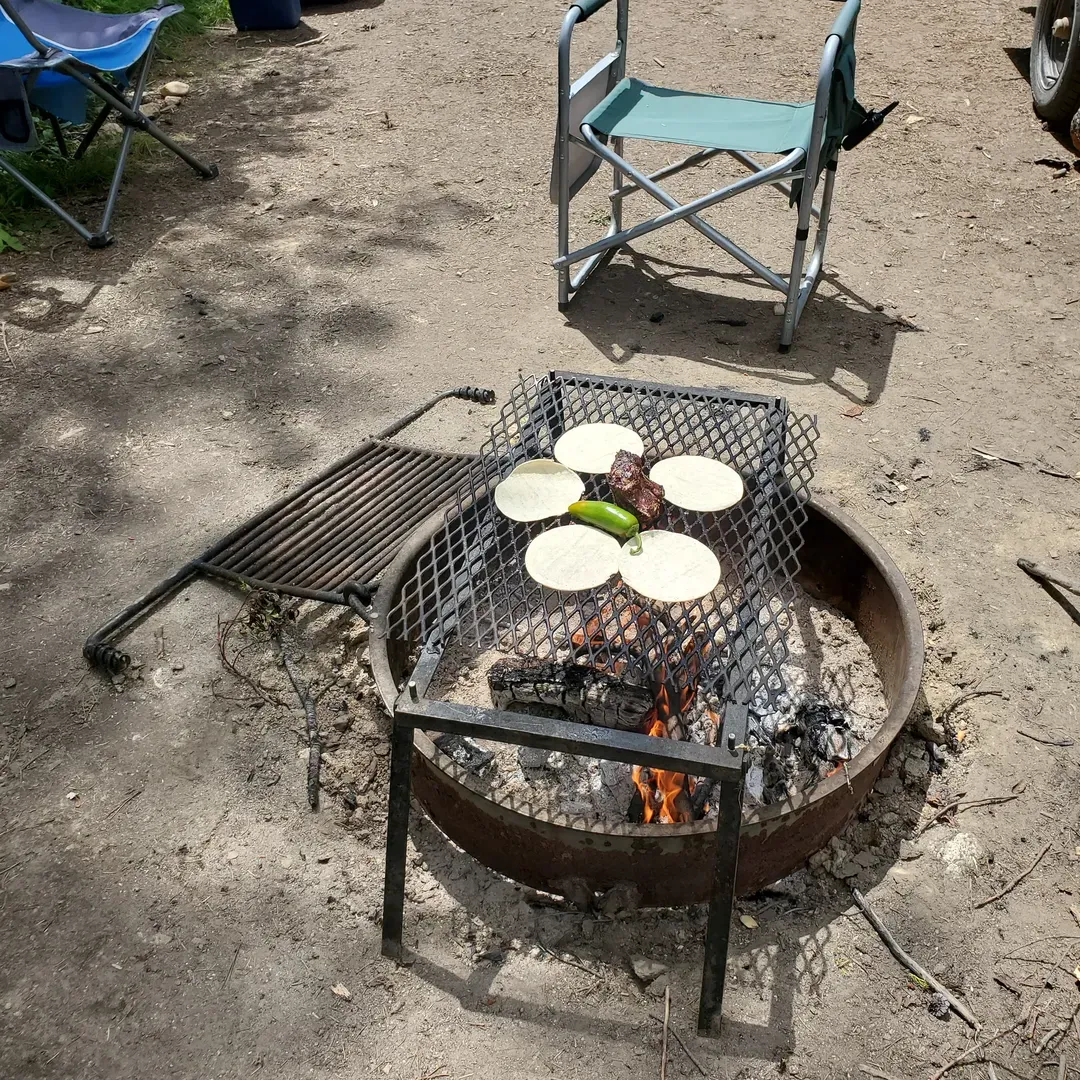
551 0 896 350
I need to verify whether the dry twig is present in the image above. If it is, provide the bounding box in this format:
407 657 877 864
1017 729 1075 748
1 322 14 369
851 888 979 1029
660 985 670 1080
279 645 320 811
937 689 1005 725
974 841 1052 909
859 1066 901 1080
649 1015 707 1077
1017 558 1080 597
927 1020 1023 1080
105 788 143 819
917 794 1019 837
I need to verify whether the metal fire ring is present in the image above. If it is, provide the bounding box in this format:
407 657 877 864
368 497 924 906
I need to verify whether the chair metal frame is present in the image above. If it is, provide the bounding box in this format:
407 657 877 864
553 0 846 350
0 0 217 247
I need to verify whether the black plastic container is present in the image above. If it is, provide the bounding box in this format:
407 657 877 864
228 0 301 31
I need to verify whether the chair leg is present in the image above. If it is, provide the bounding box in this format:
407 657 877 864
610 135 624 234
0 155 95 244
74 101 113 161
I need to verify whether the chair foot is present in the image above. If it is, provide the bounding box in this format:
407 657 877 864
200 163 220 181
558 301 570 313
88 232 114 249
777 342 791 354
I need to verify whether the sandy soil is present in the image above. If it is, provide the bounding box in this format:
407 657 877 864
2 0 1080 1077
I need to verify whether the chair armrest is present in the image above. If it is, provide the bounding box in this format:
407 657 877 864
573 0 613 22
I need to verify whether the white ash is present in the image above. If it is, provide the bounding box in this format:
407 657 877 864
428 584 888 823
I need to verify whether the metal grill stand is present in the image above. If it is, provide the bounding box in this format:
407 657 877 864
383 656 748 1035
378 371 818 1037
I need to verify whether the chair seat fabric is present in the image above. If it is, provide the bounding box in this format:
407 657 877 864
582 77 814 156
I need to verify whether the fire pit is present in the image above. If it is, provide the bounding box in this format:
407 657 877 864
367 372 923 1035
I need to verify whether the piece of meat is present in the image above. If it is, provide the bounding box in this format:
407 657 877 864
607 450 665 526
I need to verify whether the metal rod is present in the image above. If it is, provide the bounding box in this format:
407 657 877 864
725 149 820 220
395 696 743 781
97 36 160 240
555 128 800 291
269 456 465 586
380 723 414 960
0 156 94 243
609 147 723 200
74 101 112 160
219 444 402 571
190 561 356 606
293 460 469 589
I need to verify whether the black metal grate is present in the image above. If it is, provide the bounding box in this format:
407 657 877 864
388 372 818 706
205 440 476 594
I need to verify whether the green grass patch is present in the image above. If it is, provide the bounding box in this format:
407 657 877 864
0 0 229 247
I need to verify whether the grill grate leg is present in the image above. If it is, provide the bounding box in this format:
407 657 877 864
697 702 748 1036
381 722 414 959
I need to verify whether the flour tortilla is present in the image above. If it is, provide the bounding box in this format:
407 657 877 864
553 423 644 474
648 455 744 513
493 459 585 522
525 524 620 592
618 530 721 603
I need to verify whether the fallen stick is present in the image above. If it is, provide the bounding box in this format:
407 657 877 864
927 1020 1023 1080
105 788 143 819
280 647 321 811
974 841 1052 910
859 1066 901 1080
917 794 1020 837
1070 906 1080 929
972 446 1025 467
1017 729 1075 748
937 689 1005 725
660 985 670 1080
851 888 979 1029
986 1064 998 1080
1017 558 1080 597
649 1015 707 1077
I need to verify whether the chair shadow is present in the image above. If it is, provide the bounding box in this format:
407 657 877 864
563 249 914 407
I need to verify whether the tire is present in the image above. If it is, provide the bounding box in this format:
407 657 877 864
1032 0 1080 124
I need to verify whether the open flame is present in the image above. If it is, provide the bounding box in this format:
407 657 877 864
632 681 698 824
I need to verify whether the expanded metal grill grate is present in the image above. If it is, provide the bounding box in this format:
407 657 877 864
389 372 818 707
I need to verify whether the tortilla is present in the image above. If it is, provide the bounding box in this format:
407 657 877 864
493 459 585 522
553 423 645 474
648 455 744 513
618 530 721 603
525 524 620 592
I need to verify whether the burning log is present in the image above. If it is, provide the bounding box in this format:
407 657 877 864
487 658 652 729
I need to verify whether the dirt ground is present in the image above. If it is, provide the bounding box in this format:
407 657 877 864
2 0 1080 1077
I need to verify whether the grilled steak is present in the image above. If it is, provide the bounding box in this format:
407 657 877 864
488 657 652 729
608 449 665 526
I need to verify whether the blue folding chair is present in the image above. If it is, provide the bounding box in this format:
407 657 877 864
551 0 896 349
0 0 217 246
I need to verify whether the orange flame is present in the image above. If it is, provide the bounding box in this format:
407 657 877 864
632 681 697 824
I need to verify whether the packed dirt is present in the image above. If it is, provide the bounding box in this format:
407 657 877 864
2 0 1080 1078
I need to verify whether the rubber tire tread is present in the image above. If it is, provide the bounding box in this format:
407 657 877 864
1032 0 1080 124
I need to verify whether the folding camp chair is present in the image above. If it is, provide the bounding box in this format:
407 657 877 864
0 0 217 247
551 0 895 350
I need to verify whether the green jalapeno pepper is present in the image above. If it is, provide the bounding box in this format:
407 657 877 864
568 500 642 555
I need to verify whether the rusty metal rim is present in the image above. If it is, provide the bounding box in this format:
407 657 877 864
369 496 924 839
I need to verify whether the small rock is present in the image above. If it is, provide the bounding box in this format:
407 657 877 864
316 853 331 864
807 849 831 874
927 992 951 1019
2 677 15 689
598 881 640 916
646 973 670 998
903 754 931 784
149 932 173 946
631 956 668 982
86 325 106 334
66 791 79 801
171 662 185 673
898 839 923 861
163 95 183 107
517 746 550 773
935 832 985 879
0 582 12 591
221 409 235 420
834 859 862 880
853 849 878 869
162 80 190 97
332 714 353 733
225 850 238 861
875 773 902 796
912 463 933 482
475 947 504 963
